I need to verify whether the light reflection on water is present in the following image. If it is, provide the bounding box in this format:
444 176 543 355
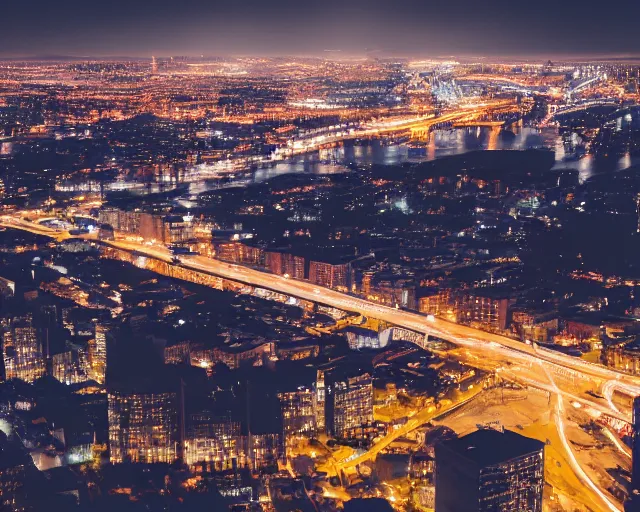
183 124 640 197
551 151 640 183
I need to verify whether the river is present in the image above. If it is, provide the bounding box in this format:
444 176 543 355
145 123 640 206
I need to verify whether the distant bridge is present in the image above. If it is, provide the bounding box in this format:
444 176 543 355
550 98 619 118
541 98 621 127
567 75 604 98
452 120 505 128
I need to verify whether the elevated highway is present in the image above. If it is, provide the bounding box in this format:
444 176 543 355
452 120 505 128
2 214 639 421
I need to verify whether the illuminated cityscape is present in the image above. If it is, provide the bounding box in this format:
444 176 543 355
4 0 640 510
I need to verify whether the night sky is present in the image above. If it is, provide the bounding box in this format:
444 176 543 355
2 0 640 58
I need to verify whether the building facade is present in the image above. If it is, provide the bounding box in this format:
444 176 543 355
602 340 640 376
435 429 544 512
278 388 316 449
315 370 326 434
87 324 108 384
98 208 193 245
419 289 514 331
419 289 453 317
108 390 180 464
333 373 374 438
455 292 514 331
3 319 45 383
308 261 353 292
184 413 242 470
362 278 416 310
265 251 305 279
52 345 88 385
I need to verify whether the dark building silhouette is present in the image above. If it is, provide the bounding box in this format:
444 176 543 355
435 429 544 512
626 491 640 512
633 396 640 492
344 497 394 512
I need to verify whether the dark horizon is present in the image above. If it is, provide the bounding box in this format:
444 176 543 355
5 52 640 63
2 0 640 59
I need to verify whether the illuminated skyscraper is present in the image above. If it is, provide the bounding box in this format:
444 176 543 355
184 413 241 470
278 388 316 451
108 389 180 464
52 344 88 385
87 324 107 384
3 318 45 383
182 412 281 471
333 373 373 438
315 370 326 433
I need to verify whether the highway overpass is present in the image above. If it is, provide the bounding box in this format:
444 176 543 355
2 214 639 422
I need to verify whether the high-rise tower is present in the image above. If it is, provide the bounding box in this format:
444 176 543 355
3 317 45 383
88 324 108 384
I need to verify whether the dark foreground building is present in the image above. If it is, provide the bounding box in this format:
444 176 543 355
626 492 640 512
633 396 640 492
344 497 394 512
629 397 640 511
435 429 545 512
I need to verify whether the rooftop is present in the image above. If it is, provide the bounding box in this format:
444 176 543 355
439 428 544 467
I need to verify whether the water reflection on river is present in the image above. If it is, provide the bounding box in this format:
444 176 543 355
184 124 640 197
